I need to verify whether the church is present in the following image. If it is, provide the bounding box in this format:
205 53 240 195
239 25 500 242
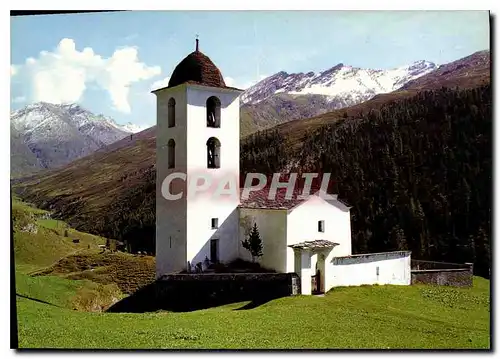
152 40 411 295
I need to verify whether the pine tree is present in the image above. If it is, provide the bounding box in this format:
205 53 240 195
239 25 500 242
242 223 263 262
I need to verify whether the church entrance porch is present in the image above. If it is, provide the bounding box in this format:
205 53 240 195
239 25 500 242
289 240 339 295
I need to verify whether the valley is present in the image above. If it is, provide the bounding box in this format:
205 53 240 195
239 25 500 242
10 10 492 351
11 50 492 279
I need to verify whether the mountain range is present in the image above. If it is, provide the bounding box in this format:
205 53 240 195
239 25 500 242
10 57 446 176
241 60 437 105
10 50 489 178
240 60 440 134
10 102 145 177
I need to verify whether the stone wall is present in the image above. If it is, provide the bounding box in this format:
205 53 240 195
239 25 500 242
107 272 300 313
411 261 473 287
411 259 471 270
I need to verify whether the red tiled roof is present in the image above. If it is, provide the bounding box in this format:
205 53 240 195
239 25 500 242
238 187 319 210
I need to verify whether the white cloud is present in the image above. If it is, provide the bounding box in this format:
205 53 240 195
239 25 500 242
150 76 170 91
224 76 235 87
11 38 161 113
241 75 268 90
221 75 268 90
10 65 18 77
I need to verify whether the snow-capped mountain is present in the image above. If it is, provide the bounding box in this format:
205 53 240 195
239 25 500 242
241 60 438 105
11 102 144 176
119 122 149 134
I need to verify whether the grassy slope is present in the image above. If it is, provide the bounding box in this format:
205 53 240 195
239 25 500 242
12 197 146 312
17 277 490 349
36 251 156 295
12 197 107 274
13 197 490 349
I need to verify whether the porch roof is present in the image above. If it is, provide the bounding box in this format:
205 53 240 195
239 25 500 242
288 240 339 250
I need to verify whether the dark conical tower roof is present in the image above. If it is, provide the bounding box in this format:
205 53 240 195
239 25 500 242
168 38 226 88
152 39 243 92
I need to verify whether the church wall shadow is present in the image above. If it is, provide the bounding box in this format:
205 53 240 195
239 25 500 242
106 272 300 313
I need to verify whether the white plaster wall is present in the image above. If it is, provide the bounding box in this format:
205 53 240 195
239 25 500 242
185 86 240 174
187 201 240 266
327 251 412 290
185 86 242 268
155 84 242 277
286 196 352 273
238 208 287 271
300 251 313 295
155 85 188 277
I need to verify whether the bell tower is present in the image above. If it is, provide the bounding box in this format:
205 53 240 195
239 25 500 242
153 39 244 277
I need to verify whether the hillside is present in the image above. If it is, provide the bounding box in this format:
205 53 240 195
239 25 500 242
242 85 492 278
12 51 491 266
12 196 155 311
240 93 357 136
13 199 490 349
13 135 156 253
400 50 490 91
10 102 144 177
12 196 107 273
11 126 41 177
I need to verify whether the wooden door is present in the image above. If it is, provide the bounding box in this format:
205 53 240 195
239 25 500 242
311 269 321 294
210 239 219 263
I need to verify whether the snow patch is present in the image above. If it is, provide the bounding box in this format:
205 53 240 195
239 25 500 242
241 60 438 105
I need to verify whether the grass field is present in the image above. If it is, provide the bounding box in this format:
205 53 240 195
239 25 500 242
12 196 491 349
12 196 107 274
16 274 490 349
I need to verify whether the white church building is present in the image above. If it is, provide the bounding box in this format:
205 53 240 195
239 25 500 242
152 40 411 295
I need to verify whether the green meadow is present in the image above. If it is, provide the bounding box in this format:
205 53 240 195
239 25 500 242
13 197 490 349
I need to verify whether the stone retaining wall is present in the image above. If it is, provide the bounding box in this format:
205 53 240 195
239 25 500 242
107 272 300 313
411 261 473 287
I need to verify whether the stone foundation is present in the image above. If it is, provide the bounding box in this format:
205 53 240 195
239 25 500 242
107 272 300 313
411 260 473 287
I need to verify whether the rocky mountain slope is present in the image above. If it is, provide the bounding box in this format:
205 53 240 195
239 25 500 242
239 60 438 134
10 102 144 177
241 60 437 105
400 50 490 91
268 50 491 148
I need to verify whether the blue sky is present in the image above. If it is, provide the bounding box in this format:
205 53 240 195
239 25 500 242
10 10 490 128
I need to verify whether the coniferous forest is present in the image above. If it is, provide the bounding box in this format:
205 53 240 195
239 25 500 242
241 85 492 278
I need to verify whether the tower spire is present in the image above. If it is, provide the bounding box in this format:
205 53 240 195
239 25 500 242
195 35 199 52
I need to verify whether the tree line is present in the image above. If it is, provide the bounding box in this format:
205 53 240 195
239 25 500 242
241 85 492 278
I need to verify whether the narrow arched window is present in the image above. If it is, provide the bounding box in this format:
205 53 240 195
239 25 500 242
206 137 221 169
168 98 176 128
168 139 175 169
206 96 221 128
